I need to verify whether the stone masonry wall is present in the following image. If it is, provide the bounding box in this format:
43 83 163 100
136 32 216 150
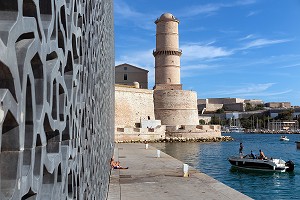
154 90 199 125
0 0 114 199
115 86 155 128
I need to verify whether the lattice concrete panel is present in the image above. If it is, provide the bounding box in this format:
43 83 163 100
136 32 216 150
0 0 114 199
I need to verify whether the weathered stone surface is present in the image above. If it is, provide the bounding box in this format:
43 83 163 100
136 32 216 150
115 86 155 128
0 0 114 199
154 90 199 125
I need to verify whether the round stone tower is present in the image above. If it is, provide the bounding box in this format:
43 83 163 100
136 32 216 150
153 13 199 126
153 13 182 90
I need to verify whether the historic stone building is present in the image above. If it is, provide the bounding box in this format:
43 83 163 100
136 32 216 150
115 13 221 142
153 13 199 126
0 0 114 199
115 63 149 89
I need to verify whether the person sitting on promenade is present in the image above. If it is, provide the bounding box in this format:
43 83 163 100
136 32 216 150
258 149 267 160
110 158 128 169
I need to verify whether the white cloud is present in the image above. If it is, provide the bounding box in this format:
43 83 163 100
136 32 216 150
242 38 291 49
181 64 218 78
279 63 300 68
236 0 257 6
181 44 233 61
114 0 141 19
182 4 222 17
206 83 291 96
202 83 293 98
114 0 157 30
238 34 256 41
180 0 256 17
215 83 275 95
181 64 212 71
247 10 260 17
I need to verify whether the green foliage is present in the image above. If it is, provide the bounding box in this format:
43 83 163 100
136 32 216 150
199 119 206 125
216 108 225 113
209 115 228 125
245 103 264 111
210 115 219 125
275 109 294 120
240 118 252 129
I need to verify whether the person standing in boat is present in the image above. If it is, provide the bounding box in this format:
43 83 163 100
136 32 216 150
239 143 244 155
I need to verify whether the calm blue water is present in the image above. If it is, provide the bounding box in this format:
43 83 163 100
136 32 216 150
152 133 300 200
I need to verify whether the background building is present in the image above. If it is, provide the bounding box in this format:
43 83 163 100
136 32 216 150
115 63 149 89
265 102 291 108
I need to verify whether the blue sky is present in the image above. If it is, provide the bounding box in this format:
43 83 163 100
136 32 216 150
114 0 300 106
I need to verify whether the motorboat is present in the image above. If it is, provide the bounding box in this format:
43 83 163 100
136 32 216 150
228 155 294 172
280 136 289 141
296 141 300 149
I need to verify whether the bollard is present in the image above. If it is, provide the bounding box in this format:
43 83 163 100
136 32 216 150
183 164 189 177
157 150 160 158
145 144 149 149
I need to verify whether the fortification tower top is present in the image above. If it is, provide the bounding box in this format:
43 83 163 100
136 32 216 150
155 13 179 24
153 13 182 90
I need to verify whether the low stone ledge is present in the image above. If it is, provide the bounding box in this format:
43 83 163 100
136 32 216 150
115 136 234 143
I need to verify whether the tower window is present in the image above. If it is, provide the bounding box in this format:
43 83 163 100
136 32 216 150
124 74 127 80
124 67 127 70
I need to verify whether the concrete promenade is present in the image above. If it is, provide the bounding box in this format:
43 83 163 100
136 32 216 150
107 143 252 200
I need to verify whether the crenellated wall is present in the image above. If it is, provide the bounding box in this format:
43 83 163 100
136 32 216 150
154 90 199 125
0 0 114 199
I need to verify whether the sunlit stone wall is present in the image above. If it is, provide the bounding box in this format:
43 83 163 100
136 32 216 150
0 0 114 199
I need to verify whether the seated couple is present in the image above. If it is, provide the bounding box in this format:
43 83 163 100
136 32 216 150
246 150 267 160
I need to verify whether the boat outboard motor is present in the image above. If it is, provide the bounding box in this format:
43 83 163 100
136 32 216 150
285 160 295 172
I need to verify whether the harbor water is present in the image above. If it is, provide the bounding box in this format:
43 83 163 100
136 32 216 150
152 133 300 200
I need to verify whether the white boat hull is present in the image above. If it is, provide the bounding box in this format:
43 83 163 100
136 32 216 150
228 156 294 172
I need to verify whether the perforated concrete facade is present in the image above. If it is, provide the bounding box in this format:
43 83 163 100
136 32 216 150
0 0 114 199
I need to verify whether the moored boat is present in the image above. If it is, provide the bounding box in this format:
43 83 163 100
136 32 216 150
228 155 294 172
280 136 289 141
229 126 244 133
296 141 300 149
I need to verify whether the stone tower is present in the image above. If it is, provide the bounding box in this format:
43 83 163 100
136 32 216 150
153 13 199 126
153 13 182 90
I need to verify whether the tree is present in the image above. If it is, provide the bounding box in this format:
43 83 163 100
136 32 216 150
210 115 220 125
199 119 206 125
245 103 253 111
216 108 224 113
275 109 294 120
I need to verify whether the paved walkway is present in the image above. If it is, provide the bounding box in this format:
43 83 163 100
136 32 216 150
107 143 252 200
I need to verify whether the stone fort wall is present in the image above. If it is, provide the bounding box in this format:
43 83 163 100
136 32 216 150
154 90 199 125
0 0 114 199
115 86 155 128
